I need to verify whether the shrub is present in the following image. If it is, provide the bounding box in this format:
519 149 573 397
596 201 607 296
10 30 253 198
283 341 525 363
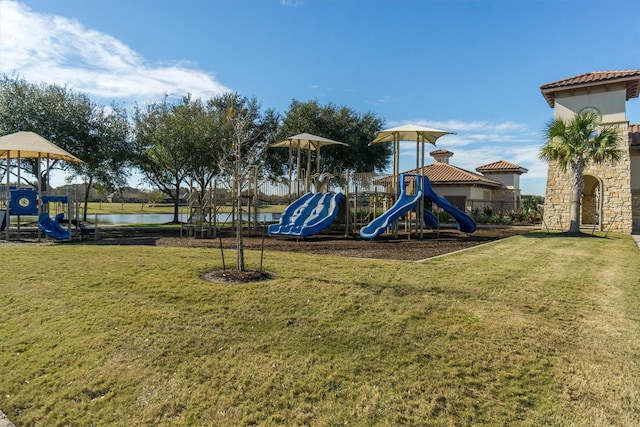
438 211 452 222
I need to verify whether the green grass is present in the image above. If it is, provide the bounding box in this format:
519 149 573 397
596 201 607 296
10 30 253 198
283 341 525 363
1 232 639 425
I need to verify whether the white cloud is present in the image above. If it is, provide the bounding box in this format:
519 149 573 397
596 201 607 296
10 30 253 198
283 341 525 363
280 0 306 6
386 117 547 195
0 1 230 103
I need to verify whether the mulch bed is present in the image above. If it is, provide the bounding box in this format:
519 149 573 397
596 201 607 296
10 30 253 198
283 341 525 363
81 225 533 261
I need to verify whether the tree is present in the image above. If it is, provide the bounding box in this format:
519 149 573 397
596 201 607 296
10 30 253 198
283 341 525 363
539 111 621 233
0 74 133 217
132 95 192 223
65 103 132 220
181 96 227 208
270 99 390 178
213 93 277 271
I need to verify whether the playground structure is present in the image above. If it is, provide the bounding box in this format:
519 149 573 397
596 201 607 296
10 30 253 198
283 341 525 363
1 131 88 241
1 129 478 241
266 133 350 238
0 186 72 240
358 173 476 238
265 125 477 240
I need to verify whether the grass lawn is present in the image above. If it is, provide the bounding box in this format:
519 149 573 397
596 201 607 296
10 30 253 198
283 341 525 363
1 232 639 425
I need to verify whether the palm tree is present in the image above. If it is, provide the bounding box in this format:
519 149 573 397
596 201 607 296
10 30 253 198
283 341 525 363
539 111 622 233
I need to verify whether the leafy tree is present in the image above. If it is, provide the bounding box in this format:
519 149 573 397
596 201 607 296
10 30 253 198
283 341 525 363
270 99 390 177
165 96 219 211
132 95 193 223
539 111 621 233
66 103 132 220
0 74 133 218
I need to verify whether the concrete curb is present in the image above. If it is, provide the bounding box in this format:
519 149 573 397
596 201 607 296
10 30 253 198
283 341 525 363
0 410 15 427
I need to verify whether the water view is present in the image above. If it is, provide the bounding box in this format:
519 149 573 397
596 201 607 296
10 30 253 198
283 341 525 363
94 212 278 225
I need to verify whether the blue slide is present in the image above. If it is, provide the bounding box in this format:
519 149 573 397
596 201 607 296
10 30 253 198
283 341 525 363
423 176 476 233
288 192 344 237
38 213 70 240
269 192 344 237
423 208 439 229
360 177 423 239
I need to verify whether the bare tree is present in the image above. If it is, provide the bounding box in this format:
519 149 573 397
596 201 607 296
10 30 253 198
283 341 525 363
215 93 276 271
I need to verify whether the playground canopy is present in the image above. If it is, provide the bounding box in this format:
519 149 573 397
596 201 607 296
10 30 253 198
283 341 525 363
270 133 348 151
369 124 455 145
0 131 83 162
269 133 348 194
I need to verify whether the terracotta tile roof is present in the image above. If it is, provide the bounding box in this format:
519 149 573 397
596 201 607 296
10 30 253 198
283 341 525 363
540 70 640 107
476 160 528 174
398 164 502 187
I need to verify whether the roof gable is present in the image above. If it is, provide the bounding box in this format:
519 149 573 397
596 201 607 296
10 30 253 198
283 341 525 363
476 160 528 174
540 70 640 107
419 163 502 187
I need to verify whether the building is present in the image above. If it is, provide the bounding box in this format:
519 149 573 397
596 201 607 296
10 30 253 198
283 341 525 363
539 70 640 233
397 149 528 213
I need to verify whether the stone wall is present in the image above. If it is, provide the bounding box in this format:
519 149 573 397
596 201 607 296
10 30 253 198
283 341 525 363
632 190 640 233
490 188 520 212
542 123 633 233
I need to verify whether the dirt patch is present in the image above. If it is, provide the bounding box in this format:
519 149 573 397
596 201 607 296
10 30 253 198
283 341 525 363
201 269 276 284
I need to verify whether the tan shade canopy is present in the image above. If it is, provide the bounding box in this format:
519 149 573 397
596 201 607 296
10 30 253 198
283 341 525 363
370 124 455 145
269 133 348 150
0 131 83 162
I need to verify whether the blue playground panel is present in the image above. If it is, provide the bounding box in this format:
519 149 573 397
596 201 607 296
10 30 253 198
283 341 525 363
41 195 68 203
9 189 38 215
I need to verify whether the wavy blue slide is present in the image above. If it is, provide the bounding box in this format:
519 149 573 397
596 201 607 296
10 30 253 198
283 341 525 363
38 213 70 240
360 180 423 239
269 192 344 237
288 192 344 237
423 176 476 233
423 208 439 229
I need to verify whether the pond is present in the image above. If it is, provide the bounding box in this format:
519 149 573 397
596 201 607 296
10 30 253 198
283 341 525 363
94 212 279 225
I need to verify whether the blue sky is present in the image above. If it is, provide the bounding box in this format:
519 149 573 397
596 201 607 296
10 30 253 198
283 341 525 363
1 0 639 195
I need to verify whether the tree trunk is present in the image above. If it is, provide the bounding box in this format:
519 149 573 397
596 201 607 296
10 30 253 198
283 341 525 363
173 182 180 223
568 162 584 233
236 169 245 271
82 176 93 222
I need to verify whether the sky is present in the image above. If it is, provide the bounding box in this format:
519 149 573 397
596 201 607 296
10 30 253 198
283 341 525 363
1 0 639 195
